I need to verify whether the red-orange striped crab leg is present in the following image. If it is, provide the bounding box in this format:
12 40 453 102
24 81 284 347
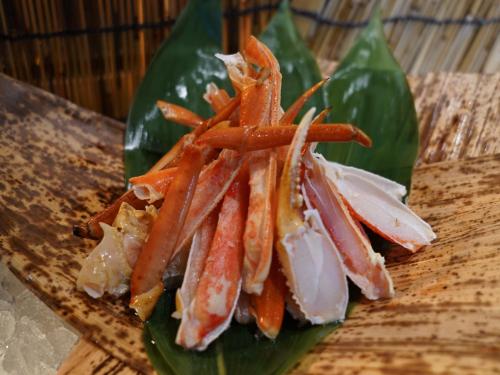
176 170 249 350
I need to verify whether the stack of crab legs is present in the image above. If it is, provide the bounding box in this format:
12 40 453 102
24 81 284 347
75 36 435 351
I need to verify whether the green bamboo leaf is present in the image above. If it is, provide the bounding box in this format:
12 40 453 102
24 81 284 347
260 0 325 116
124 0 230 181
321 9 419 191
145 292 348 375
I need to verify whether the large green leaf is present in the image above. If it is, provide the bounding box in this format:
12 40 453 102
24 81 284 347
260 0 325 116
145 292 348 375
321 10 419 191
124 0 230 181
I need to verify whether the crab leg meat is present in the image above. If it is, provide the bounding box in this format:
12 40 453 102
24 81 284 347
203 83 232 113
157 100 204 128
176 171 248 350
316 156 436 251
73 190 148 239
249 254 286 339
304 158 394 300
173 208 219 319
280 79 328 125
130 144 205 320
197 124 372 151
128 167 177 203
276 108 349 324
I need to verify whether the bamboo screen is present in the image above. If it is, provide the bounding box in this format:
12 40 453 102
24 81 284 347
1 0 498 120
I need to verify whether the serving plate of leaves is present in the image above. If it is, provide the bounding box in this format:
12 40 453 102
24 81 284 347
1 0 499 374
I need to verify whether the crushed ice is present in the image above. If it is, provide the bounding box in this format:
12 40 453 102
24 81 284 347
0 263 78 374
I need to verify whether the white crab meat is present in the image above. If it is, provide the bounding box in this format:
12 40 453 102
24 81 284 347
277 108 349 324
279 200 349 324
304 162 395 300
315 155 436 251
132 183 163 204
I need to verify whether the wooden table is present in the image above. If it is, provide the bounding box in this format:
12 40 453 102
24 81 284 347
0 72 499 374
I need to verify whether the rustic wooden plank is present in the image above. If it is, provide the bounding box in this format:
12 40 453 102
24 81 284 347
408 72 500 165
57 338 139 375
0 74 150 373
1 71 499 374
290 153 500 375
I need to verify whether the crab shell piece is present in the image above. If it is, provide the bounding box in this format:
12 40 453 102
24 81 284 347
76 203 157 298
315 155 436 251
276 108 349 324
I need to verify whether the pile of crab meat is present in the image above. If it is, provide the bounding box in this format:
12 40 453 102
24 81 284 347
75 36 436 351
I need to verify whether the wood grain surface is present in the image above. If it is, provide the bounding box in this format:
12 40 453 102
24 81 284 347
0 72 499 374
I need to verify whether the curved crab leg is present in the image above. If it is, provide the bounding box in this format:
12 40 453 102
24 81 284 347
249 253 286 339
303 157 394 300
157 100 204 128
280 79 328 125
197 124 372 151
276 108 349 323
176 170 248 350
130 144 205 320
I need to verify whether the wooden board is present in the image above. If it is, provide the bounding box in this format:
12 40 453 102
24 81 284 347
0 72 499 374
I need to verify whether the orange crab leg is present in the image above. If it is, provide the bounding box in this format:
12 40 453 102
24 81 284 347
204 83 232 113
237 36 281 295
176 170 248 350
130 144 205 320
129 167 177 195
73 190 148 239
150 95 241 172
280 79 328 125
157 100 204 128
312 107 331 125
198 124 372 151
250 254 286 339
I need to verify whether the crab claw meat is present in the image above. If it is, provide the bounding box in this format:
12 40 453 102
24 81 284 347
176 172 248 350
277 108 349 324
304 159 395 300
315 155 436 251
